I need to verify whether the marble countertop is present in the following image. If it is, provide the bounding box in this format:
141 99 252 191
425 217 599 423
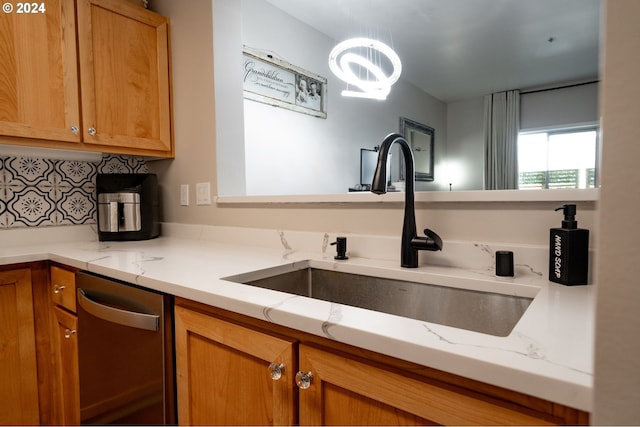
0 223 593 412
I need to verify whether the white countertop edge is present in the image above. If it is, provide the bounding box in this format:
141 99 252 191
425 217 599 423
216 188 599 204
0 233 593 412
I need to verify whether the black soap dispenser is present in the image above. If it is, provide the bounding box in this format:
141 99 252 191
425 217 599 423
549 204 589 285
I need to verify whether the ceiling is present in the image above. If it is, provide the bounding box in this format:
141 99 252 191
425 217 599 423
264 0 601 102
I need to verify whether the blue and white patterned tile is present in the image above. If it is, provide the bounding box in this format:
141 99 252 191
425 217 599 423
0 198 7 229
126 156 149 173
98 154 149 174
0 158 6 228
97 155 129 173
0 156 4 187
1 158 25 199
0 157 5 197
6 187 55 227
0 154 148 229
56 159 97 188
37 168 69 203
4 156 54 187
2 167 26 203
55 187 96 225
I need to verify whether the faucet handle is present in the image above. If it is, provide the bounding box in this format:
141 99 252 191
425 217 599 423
412 229 443 251
423 229 443 251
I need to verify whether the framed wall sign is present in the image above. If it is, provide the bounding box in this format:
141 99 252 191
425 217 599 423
243 46 327 118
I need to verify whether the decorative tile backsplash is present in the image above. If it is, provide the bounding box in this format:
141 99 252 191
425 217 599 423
0 154 149 229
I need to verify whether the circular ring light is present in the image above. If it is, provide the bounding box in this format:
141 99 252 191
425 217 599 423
329 37 402 100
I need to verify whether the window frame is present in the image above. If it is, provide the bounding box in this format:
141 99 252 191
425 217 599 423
517 124 600 190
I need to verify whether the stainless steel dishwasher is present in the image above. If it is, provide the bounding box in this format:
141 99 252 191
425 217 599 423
76 271 175 425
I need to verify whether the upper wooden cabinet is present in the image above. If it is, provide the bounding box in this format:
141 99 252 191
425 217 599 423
77 0 172 154
0 0 173 157
0 0 80 143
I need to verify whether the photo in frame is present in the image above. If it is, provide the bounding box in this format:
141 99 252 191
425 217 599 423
242 46 327 118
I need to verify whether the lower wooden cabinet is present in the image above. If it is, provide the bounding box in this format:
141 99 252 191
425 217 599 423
53 306 80 425
175 299 589 426
0 267 40 425
174 305 297 425
49 263 80 425
299 344 551 426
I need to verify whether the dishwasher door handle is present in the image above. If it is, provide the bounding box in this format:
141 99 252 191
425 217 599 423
77 288 160 331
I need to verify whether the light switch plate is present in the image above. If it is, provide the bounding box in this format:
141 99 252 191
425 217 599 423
196 182 211 205
180 184 189 206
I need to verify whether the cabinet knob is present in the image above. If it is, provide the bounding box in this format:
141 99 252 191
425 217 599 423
64 329 76 339
70 126 79 134
269 362 285 381
88 127 97 136
54 285 66 294
295 371 313 389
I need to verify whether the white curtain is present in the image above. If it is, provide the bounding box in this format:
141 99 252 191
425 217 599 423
484 90 520 190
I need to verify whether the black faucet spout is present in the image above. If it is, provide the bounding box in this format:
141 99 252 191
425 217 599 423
371 133 442 268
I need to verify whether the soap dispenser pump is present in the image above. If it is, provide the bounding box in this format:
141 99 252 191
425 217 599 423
549 204 589 285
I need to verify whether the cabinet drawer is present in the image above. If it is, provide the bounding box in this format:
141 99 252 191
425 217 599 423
51 266 76 313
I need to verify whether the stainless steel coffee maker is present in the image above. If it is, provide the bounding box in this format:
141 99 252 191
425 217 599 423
97 174 160 241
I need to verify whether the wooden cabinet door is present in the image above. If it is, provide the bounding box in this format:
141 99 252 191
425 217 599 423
298 344 555 426
76 0 172 155
0 0 81 142
174 306 297 426
53 306 80 425
0 268 40 425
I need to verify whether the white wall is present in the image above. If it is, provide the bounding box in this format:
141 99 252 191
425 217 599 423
213 0 246 196
445 97 485 191
592 0 640 423
241 0 446 195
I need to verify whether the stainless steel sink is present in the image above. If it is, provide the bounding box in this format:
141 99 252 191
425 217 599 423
224 265 534 337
